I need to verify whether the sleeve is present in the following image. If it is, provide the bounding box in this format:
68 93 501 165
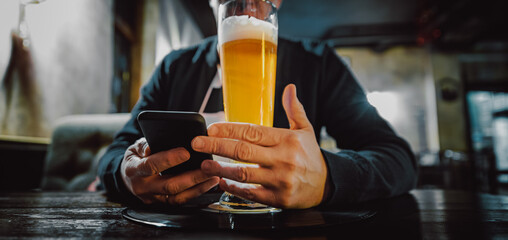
318 47 418 206
97 58 171 204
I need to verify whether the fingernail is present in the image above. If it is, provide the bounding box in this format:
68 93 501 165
192 137 204 149
213 176 220 183
180 149 190 160
201 160 212 170
208 125 218 136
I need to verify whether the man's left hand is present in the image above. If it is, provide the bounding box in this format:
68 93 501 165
192 84 330 209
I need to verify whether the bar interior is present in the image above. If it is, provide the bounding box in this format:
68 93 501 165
0 0 507 239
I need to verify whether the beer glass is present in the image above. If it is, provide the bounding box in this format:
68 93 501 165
212 0 279 213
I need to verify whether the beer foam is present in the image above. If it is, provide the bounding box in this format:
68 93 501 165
219 15 278 45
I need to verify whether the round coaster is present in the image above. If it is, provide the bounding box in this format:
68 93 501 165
122 206 376 230
204 202 282 214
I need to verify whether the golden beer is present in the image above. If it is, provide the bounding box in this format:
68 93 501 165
219 16 278 127
220 39 277 126
209 1 281 213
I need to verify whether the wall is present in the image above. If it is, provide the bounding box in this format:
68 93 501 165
0 0 113 138
337 47 440 154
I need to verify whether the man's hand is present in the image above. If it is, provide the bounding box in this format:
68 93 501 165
192 84 330 209
121 138 220 205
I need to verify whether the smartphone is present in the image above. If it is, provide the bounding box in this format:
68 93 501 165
137 111 212 175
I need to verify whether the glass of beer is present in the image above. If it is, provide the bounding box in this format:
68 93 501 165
212 0 279 213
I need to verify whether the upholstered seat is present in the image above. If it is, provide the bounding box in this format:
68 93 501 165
41 114 130 191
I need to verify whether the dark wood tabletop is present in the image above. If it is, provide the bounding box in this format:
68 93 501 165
0 189 507 239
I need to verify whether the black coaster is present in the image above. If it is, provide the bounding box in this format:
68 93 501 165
122 194 376 230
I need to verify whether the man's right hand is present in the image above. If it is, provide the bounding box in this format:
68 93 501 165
120 138 220 205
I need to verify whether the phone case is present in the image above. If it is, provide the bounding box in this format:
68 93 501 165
137 111 212 175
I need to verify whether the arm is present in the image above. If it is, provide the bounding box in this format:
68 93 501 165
97 56 219 204
318 48 417 205
192 47 417 208
97 61 168 203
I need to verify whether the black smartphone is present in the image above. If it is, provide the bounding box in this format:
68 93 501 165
137 111 212 175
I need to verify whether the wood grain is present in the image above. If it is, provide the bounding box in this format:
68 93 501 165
1 190 507 239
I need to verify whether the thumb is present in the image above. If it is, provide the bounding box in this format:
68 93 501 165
143 144 151 157
282 84 312 130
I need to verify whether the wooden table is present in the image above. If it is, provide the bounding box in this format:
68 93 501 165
1 190 507 239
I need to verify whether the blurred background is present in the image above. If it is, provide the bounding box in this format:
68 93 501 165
0 0 507 194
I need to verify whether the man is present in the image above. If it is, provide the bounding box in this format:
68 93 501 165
98 0 417 209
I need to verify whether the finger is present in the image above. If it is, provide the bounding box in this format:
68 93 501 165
148 169 216 195
201 160 276 187
137 147 190 176
142 143 151 157
134 194 157 205
152 177 220 205
134 138 150 157
206 122 286 146
282 84 312 130
219 178 279 207
192 136 274 166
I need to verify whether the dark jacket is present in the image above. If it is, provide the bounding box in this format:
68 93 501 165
98 36 417 206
